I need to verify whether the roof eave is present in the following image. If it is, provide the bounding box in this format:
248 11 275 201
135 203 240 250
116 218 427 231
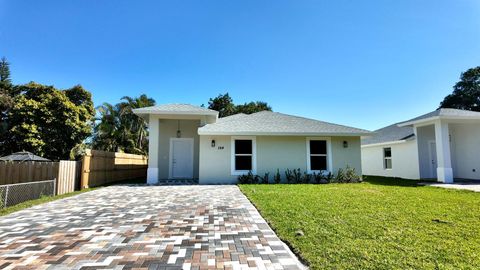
361 139 410 148
397 116 440 127
197 131 370 136
398 115 480 127
133 109 218 116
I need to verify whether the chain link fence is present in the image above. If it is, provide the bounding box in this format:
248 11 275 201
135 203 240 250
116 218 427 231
0 180 56 208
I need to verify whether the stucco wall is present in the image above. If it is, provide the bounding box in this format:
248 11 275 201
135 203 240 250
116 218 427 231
256 136 308 176
449 123 480 180
199 135 363 184
361 140 420 179
331 137 362 174
157 119 200 179
199 135 235 184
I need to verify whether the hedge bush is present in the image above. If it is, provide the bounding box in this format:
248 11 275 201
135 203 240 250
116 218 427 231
238 166 361 184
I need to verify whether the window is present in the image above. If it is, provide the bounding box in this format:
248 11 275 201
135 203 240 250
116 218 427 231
307 139 329 172
231 137 256 174
384 147 392 169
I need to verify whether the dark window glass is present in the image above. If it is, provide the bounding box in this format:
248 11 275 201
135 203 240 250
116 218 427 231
310 140 327 154
384 148 392 158
235 156 252 171
310 156 327 170
235 140 252 154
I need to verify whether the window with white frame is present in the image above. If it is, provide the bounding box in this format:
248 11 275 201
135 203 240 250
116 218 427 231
383 147 392 169
232 138 255 174
308 140 328 171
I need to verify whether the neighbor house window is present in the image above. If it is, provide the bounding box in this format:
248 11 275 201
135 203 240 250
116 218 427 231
307 139 330 172
231 137 256 175
383 147 392 169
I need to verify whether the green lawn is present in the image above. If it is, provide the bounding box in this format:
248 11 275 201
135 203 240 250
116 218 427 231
240 177 480 270
0 187 99 216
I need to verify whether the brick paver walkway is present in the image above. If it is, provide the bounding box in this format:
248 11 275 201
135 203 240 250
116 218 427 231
0 185 305 270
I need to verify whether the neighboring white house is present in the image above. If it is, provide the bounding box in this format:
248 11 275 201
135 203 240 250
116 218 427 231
361 108 480 183
133 104 371 184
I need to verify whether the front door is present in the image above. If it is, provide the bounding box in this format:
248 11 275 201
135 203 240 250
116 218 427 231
428 141 438 179
170 138 194 179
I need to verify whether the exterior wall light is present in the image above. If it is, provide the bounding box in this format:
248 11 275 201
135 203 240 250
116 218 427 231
176 120 181 138
211 140 216 147
343 141 348 148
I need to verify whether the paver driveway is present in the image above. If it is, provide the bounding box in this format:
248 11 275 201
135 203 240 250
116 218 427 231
0 185 304 270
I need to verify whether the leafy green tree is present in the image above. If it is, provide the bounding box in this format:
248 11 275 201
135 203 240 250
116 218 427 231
208 93 237 117
92 94 155 155
0 57 15 136
3 82 94 160
65 84 95 117
208 92 272 117
440 66 480 111
236 101 272 114
0 57 12 92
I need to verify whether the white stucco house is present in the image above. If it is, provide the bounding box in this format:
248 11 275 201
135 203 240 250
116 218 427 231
361 108 480 183
133 104 371 184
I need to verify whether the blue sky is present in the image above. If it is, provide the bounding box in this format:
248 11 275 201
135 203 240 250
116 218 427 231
0 0 479 130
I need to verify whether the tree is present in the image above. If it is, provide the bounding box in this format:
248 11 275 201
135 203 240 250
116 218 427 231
92 102 122 152
91 94 155 155
208 92 272 117
208 93 237 117
119 94 155 153
0 57 12 90
440 66 480 111
236 101 272 114
0 57 14 136
2 82 95 160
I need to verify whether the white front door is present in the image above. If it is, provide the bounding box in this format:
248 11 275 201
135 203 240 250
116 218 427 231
169 138 194 179
428 141 438 179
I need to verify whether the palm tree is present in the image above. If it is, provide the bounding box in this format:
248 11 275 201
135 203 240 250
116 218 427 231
91 95 155 155
92 102 121 152
119 95 155 154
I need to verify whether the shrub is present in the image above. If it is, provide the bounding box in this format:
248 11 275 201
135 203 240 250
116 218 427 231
285 169 294 184
274 169 281 184
285 168 302 184
333 166 362 183
260 172 270 184
302 172 312 184
253 174 260 184
344 166 362 183
238 171 255 184
325 171 334 182
238 167 359 185
312 171 330 184
312 172 321 184
293 168 302 183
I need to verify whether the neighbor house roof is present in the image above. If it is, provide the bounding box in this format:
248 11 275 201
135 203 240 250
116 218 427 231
198 111 371 136
398 108 480 126
133 104 218 116
0 151 51 162
362 108 480 146
361 124 414 146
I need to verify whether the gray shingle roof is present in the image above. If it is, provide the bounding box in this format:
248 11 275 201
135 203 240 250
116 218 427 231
198 111 371 136
0 151 51 162
133 104 218 115
361 124 414 145
399 108 480 125
362 108 480 145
